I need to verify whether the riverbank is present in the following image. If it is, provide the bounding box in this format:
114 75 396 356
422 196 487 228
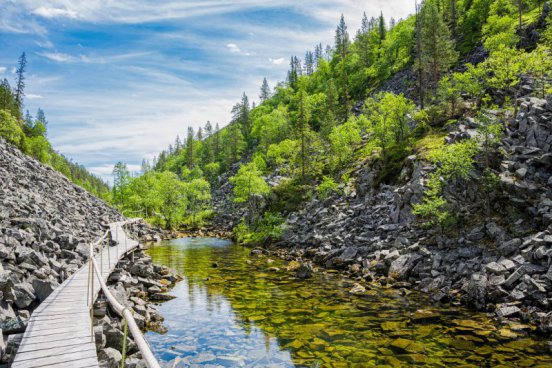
92 221 181 368
144 236 552 367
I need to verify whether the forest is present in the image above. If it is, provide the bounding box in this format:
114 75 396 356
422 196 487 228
108 0 552 241
0 53 109 197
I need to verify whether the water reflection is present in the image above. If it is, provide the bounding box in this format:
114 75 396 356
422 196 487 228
146 237 552 367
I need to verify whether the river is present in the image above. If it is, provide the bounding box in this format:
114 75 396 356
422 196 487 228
144 237 552 367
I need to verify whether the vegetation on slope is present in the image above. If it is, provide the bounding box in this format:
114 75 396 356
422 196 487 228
112 0 552 237
0 53 109 197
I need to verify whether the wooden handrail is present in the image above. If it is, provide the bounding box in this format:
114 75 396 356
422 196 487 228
89 220 161 368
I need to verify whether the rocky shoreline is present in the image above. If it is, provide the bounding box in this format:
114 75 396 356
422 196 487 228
93 222 181 368
273 94 552 335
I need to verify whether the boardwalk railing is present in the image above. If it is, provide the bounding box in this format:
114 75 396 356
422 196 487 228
13 220 159 368
88 220 161 368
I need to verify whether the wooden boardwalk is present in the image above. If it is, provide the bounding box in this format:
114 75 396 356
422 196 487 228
12 222 139 368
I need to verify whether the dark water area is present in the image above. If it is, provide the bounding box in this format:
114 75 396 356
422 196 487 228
145 237 552 367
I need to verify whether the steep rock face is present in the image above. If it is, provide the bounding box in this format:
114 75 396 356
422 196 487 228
0 139 123 363
280 94 552 331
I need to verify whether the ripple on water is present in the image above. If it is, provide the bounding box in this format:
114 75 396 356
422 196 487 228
145 237 552 367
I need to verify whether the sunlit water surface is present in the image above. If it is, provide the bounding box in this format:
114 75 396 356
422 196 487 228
145 237 552 367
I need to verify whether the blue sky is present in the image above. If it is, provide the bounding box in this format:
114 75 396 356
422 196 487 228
0 0 413 181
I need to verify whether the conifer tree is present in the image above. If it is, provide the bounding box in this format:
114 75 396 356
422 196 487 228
15 52 27 113
305 51 314 75
335 14 350 60
361 12 370 34
214 123 220 161
260 78 271 102
186 126 195 168
378 12 387 42
415 0 458 101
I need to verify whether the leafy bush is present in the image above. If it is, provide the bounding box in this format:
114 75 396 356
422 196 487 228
0 109 24 146
413 140 478 225
234 212 284 245
318 176 339 199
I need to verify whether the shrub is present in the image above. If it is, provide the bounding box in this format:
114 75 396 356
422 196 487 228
318 176 339 199
0 109 24 146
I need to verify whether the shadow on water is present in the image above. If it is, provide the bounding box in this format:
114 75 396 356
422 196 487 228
145 237 552 367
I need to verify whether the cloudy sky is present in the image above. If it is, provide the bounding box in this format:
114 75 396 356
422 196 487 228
0 0 414 181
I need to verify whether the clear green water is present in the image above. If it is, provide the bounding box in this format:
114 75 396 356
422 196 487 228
145 237 552 367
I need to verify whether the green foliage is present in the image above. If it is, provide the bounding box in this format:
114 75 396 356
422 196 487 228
0 109 24 145
413 140 478 225
22 135 51 163
203 162 220 185
234 212 284 245
318 176 339 199
328 115 362 171
525 46 552 98
230 162 270 203
364 92 416 156
268 179 311 213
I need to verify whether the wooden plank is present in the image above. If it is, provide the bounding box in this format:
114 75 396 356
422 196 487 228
14 345 96 362
12 348 98 368
16 336 94 353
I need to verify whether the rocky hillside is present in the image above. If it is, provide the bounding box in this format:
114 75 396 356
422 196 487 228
0 138 123 363
278 94 552 332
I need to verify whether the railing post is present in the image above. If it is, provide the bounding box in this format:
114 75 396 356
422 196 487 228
90 260 94 342
108 231 111 267
121 317 128 368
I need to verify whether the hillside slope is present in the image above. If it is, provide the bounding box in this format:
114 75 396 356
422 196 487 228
279 94 552 331
0 138 123 361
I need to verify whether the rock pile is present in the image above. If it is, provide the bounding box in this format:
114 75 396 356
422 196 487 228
0 138 123 364
93 248 180 368
279 94 552 332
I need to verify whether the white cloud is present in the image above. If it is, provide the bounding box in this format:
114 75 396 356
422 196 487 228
36 40 54 48
0 67 6 74
269 57 285 65
32 6 79 19
40 51 72 62
26 94 43 99
226 43 241 53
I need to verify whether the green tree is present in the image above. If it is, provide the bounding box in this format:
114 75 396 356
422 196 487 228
328 116 362 171
0 109 24 146
260 78 271 102
15 52 27 113
365 93 416 157
185 178 211 226
112 162 131 207
230 161 270 225
416 0 458 96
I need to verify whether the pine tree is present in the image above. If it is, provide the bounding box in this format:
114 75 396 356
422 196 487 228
305 51 314 75
186 126 195 168
389 17 396 30
335 14 350 60
204 121 213 137
214 123 220 162
416 0 458 102
361 12 370 34
240 93 250 142
314 43 323 66
297 88 311 183
378 12 386 42
15 52 27 113
196 127 203 141
260 78 271 102
287 56 299 89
